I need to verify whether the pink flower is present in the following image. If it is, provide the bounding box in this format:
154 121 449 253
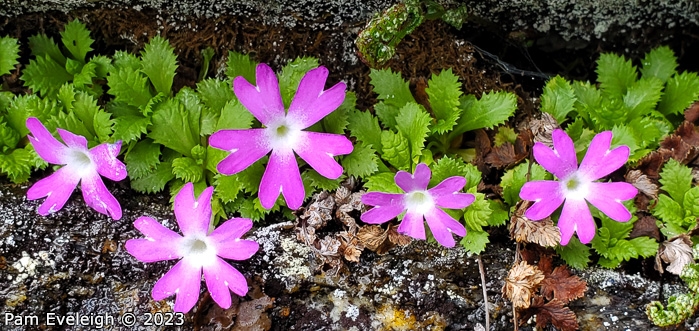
360 163 476 247
210 63 353 210
125 182 259 313
25 117 126 219
519 129 638 245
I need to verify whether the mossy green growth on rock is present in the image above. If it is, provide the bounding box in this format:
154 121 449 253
646 262 699 326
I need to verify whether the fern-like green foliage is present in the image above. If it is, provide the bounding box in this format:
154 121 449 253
652 159 699 239
647 263 699 326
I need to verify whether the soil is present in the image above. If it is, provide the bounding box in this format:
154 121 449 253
1 5 699 331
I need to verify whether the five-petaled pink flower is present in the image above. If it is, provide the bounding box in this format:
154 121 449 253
210 63 353 210
519 129 638 245
125 182 259 313
360 163 476 247
25 117 126 219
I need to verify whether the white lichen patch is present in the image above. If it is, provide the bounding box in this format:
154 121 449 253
248 222 312 291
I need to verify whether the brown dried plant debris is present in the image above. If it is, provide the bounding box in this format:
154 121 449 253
502 261 545 309
484 129 533 169
520 297 579 331
636 120 699 179
509 200 561 247
629 214 661 241
537 256 587 304
656 234 694 275
625 170 659 198
521 112 558 149
357 224 412 255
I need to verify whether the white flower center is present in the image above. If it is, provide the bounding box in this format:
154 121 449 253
178 236 217 267
65 149 95 176
266 117 302 150
405 190 435 215
560 172 590 201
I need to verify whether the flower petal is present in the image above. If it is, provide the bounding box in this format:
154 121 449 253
397 211 426 240
288 66 347 128
210 217 253 241
361 192 404 207
27 166 80 215
26 117 69 164
204 257 249 309
424 207 466 247
558 199 595 245
233 64 284 126
210 218 259 261
395 163 431 192
133 216 183 241
89 141 127 181
294 131 353 179
80 171 122 220
211 129 271 175
259 149 305 210
57 128 88 150
125 238 182 263
152 259 202 313
520 180 565 220
428 177 475 209
578 131 630 180
532 132 578 179
585 182 637 222
174 183 214 237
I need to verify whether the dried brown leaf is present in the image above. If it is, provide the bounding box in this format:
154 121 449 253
387 225 412 246
528 112 558 148
318 236 341 258
629 215 660 241
510 200 560 247
685 101 699 123
338 231 363 263
357 225 387 251
658 235 694 275
502 261 545 309
485 142 518 168
524 297 579 331
625 170 658 198
540 266 587 303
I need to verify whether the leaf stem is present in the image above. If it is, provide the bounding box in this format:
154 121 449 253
477 254 490 330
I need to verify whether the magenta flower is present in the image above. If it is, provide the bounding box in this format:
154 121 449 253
360 163 476 247
125 182 259 313
210 63 353 210
25 117 126 219
519 129 638 245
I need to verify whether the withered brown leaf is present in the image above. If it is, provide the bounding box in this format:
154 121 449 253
657 235 694 275
527 112 558 148
540 265 587 303
523 297 579 331
357 225 395 255
625 170 658 198
387 224 412 246
502 261 545 309
510 200 560 247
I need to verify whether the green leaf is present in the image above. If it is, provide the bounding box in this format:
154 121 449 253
395 102 431 159
500 161 550 206
172 156 204 183
653 194 686 225
540 75 576 124
364 172 402 193
21 55 72 97
0 118 20 150
659 159 693 203
683 187 699 218
131 162 176 194
107 67 153 108
215 99 255 131
236 159 266 194
555 236 590 270
47 112 93 143
6 96 61 136
460 228 489 254
279 57 319 107
611 125 640 160
89 55 112 78
125 139 161 179
226 51 257 84
93 110 114 142
487 200 509 227
429 155 481 191
302 169 344 191
112 115 150 144
73 61 97 89
369 68 415 108
374 102 400 130
629 237 659 258
321 92 353 134
426 69 462 133
380 130 411 171
112 51 140 71
0 36 19 76
347 109 382 151
140 36 178 96
342 142 379 178
463 190 490 232
197 78 235 114
60 19 93 62
452 91 517 136
214 174 243 203
148 98 200 157
571 80 601 121
627 117 668 149
623 77 664 118
0 147 33 183
657 71 699 116
493 127 518 147
596 52 637 97
640 46 678 83
28 34 66 66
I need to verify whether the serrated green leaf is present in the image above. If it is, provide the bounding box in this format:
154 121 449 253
57 83 76 112
237 196 276 222
6 96 61 136
463 190 490 232
611 125 640 160
236 159 266 194
487 199 509 227
172 156 204 182
60 20 93 62
426 69 462 133
627 117 668 149
197 78 235 114
73 61 97 89
215 99 255 131
226 51 257 85
125 139 161 179
598 211 635 241
112 51 140 71
540 75 576 124
683 187 699 218
395 102 431 159
429 155 481 191
460 228 489 254
571 81 601 121
112 115 150 144
22 55 72 97
653 194 686 225
130 161 175 194
555 236 590 270
71 92 100 132
380 130 411 171
640 46 678 83
596 53 637 97
342 142 379 178
623 77 664 118
140 36 178 96
93 110 114 142
302 169 344 191
148 98 200 157
0 118 19 150
493 126 518 147
369 68 415 108
565 118 596 160
48 112 93 144
28 34 66 66
629 236 659 258
657 71 699 116
279 57 319 107
347 109 382 151
321 92 353 134
589 98 629 130
374 102 400 130
214 174 243 203
107 67 153 108
452 91 517 136
0 36 19 76
0 148 34 183
364 172 402 193
501 161 550 206
659 159 693 202
88 55 112 79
